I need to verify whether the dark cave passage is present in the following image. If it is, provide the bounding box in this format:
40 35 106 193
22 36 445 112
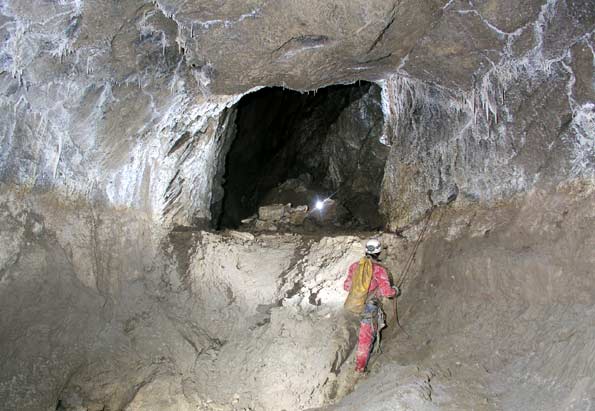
215 81 389 230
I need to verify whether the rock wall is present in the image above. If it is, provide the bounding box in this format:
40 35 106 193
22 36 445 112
379 0 594 229
0 61 240 227
0 0 249 227
1 0 592 230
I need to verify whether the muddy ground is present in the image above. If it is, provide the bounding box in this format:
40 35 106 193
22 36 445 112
1 181 594 410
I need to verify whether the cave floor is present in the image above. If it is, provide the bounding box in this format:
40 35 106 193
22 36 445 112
2 183 594 411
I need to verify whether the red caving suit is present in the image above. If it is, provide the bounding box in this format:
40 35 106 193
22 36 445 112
344 260 395 372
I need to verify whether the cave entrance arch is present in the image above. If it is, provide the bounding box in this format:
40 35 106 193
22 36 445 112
215 81 389 230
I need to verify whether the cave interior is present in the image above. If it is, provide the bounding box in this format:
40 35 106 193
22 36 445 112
0 1 594 410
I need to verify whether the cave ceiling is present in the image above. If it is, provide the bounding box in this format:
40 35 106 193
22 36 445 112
4 0 592 94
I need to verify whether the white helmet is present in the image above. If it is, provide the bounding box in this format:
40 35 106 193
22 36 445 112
365 238 382 255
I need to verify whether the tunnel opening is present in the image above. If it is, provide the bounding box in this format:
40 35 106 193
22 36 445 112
215 81 389 230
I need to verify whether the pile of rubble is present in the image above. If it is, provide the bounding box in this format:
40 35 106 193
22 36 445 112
241 200 340 231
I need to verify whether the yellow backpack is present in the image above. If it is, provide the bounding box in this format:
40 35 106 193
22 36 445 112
344 257 373 314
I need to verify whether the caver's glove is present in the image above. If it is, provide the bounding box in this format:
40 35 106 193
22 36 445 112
392 285 401 297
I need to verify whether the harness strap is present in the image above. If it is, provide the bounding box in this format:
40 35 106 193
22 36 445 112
374 307 386 354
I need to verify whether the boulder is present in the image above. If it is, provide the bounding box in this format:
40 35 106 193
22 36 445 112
258 204 287 222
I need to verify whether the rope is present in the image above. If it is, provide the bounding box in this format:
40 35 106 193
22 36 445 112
392 207 444 335
392 296 411 338
397 207 436 289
